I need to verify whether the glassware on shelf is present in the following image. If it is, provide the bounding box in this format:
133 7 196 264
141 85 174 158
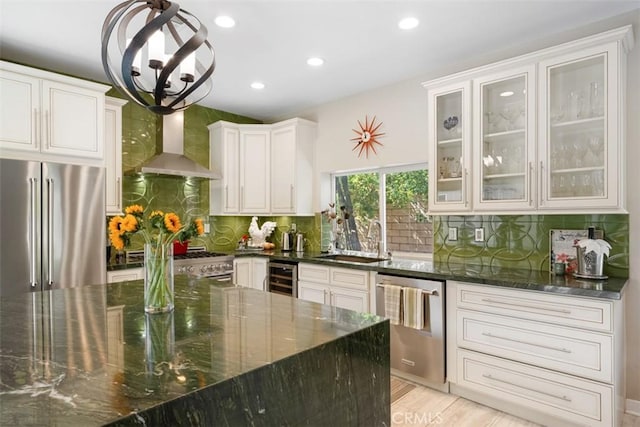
588 135 604 165
499 104 524 131
589 82 604 117
567 90 586 120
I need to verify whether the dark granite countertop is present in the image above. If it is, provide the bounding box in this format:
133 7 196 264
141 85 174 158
0 277 388 426
108 249 627 300
234 250 628 300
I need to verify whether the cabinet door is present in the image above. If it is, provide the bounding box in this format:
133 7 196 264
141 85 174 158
251 258 268 291
222 127 241 213
297 281 328 305
239 130 270 213
330 286 369 313
473 66 536 211
41 80 105 159
538 43 621 211
233 258 252 287
0 70 40 153
427 81 472 212
105 98 126 215
270 125 296 213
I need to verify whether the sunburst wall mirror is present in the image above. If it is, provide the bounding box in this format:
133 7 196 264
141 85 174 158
351 115 385 158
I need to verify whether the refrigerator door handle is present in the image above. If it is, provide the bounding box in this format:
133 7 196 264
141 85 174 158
47 178 54 287
29 177 39 288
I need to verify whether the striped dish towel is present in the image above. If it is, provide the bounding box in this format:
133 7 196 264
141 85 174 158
403 287 424 330
383 284 403 325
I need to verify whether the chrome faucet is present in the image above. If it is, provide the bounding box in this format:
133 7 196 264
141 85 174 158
367 219 384 258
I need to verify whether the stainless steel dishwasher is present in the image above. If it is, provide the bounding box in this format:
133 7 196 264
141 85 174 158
375 274 445 386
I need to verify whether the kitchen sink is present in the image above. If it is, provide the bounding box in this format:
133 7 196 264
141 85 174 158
316 254 387 263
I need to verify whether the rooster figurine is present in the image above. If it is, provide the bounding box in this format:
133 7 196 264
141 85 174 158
248 216 277 247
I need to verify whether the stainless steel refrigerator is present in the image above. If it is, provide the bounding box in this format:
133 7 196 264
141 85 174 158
0 158 106 297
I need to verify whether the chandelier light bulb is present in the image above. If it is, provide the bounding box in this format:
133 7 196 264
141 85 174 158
148 30 165 69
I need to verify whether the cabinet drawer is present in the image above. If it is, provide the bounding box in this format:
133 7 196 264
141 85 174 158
107 268 143 283
298 263 330 283
457 309 612 383
457 349 613 427
455 282 613 333
330 267 368 289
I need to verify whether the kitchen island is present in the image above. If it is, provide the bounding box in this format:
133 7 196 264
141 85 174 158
0 277 390 426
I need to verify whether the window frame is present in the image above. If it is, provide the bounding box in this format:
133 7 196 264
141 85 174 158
331 162 431 260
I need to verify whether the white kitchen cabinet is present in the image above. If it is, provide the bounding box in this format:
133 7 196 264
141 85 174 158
240 129 270 213
538 40 628 211
209 121 270 214
423 25 633 214
472 65 536 211
0 61 108 166
446 281 625 427
427 81 472 213
209 124 240 214
208 118 316 215
270 118 316 215
297 263 370 312
233 257 267 290
105 97 127 215
107 268 143 283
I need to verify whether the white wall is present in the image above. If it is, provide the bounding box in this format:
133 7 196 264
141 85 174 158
288 11 640 403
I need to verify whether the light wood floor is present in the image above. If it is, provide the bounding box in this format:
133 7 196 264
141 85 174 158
391 376 640 427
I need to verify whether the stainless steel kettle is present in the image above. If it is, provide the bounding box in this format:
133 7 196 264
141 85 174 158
296 233 305 252
282 232 294 251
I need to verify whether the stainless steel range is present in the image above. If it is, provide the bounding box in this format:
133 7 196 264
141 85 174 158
126 246 234 281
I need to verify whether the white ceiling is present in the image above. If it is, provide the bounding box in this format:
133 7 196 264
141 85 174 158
1 1 639 121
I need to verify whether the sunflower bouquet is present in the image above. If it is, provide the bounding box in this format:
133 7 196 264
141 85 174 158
108 205 204 313
108 205 204 251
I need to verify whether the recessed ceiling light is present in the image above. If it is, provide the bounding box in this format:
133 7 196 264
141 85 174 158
215 15 235 28
398 17 419 30
500 91 514 97
307 57 324 67
250 82 265 90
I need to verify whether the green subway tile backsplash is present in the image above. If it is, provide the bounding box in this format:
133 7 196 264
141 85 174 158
433 214 628 278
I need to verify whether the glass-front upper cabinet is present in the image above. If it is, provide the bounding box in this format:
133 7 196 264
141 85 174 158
538 42 623 211
427 81 471 213
473 66 536 211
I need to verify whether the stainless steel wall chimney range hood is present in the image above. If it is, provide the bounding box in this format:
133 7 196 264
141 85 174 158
134 112 221 180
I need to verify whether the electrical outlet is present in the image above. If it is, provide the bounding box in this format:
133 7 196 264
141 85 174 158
204 223 210 234
448 227 458 241
474 227 484 242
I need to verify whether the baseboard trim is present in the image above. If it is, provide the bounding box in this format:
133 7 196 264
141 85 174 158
626 399 640 416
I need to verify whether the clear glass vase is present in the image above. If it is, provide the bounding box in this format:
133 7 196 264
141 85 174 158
144 243 174 313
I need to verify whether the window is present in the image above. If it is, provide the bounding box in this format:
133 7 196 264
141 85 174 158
331 164 431 257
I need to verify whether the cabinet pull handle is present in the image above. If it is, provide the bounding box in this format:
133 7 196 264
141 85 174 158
290 184 294 210
116 177 121 209
464 168 469 207
539 161 544 206
480 298 571 314
482 374 572 402
33 109 39 149
481 332 572 353
46 178 54 287
224 185 229 209
529 162 534 206
45 110 50 149
240 185 244 211
29 177 38 288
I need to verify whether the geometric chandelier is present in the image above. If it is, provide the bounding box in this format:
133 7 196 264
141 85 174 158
101 0 215 115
